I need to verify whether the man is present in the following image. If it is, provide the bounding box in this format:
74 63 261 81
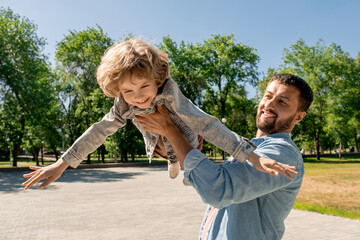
136 73 313 239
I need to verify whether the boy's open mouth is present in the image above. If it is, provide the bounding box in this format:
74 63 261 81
136 97 150 105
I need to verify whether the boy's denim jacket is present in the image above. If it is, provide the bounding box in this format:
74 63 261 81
61 78 254 168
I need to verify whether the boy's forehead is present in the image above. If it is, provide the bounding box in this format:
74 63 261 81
119 74 152 88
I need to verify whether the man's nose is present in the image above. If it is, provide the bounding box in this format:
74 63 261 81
264 98 276 109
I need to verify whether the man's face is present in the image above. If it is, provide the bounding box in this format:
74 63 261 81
256 80 304 137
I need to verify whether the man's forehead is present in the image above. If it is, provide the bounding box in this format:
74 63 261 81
265 80 300 99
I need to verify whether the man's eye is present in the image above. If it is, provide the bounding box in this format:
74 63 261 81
141 85 149 88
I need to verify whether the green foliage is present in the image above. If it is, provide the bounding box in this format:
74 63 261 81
55 26 114 163
1 7 359 165
0 7 59 166
255 67 278 102
160 37 207 106
278 39 359 158
162 35 260 153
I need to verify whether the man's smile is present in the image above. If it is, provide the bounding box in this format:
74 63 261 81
260 109 277 119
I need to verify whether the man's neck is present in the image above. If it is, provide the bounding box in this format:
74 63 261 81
256 130 268 138
256 129 291 138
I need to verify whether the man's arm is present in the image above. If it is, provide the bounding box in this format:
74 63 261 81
136 106 303 209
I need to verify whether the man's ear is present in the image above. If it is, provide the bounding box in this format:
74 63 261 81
294 112 306 124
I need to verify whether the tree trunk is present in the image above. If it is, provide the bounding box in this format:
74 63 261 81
315 136 320 161
87 155 91 164
12 115 25 167
121 151 128 163
114 152 118 163
338 142 342 159
32 146 39 166
101 145 105 163
354 133 359 152
4 148 10 161
54 148 59 160
41 147 44 165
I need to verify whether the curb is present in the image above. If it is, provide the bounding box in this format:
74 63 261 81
0 161 168 173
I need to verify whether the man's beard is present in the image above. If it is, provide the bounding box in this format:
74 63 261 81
256 109 296 134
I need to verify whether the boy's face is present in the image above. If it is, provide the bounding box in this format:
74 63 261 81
119 73 158 109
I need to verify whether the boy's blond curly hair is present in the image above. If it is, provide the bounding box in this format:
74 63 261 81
97 37 170 98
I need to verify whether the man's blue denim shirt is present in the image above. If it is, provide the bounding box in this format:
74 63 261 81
184 132 304 240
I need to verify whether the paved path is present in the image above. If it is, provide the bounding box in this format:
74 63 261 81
1 166 359 240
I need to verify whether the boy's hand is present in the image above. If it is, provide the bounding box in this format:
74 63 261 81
22 159 69 190
247 153 298 180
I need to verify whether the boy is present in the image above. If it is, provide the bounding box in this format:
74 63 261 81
23 38 296 190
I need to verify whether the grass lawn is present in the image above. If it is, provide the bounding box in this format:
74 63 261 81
294 156 360 220
0 158 56 168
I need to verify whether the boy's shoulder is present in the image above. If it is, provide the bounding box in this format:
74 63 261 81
159 78 182 97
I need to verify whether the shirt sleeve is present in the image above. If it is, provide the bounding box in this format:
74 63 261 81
61 99 127 168
183 139 303 209
165 80 254 163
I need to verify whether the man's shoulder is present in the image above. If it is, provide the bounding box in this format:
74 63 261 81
254 132 302 166
258 132 298 149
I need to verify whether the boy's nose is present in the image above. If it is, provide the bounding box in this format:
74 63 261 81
134 92 144 100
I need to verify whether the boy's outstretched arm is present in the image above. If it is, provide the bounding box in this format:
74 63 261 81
22 159 69 190
136 105 297 179
247 152 297 180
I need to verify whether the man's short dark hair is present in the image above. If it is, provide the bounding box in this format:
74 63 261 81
270 74 313 112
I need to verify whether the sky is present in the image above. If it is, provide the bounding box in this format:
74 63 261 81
1 0 359 97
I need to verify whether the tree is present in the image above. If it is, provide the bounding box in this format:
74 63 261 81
160 37 207 106
280 39 357 159
0 7 52 166
199 34 259 121
55 26 114 164
325 51 360 156
161 34 259 155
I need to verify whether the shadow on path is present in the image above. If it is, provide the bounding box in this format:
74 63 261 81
0 168 147 193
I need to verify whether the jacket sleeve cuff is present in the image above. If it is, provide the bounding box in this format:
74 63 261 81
232 138 255 163
184 149 207 171
61 149 83 168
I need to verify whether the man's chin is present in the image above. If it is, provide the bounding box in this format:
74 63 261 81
256 120 276 134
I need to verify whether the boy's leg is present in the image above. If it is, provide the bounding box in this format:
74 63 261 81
153 135 203 179
153 137 180 179
153 136 168 159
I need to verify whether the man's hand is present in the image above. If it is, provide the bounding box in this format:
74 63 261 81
136 105 193 166
247 153 298 180
136 105 174 136
153 135 204 159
